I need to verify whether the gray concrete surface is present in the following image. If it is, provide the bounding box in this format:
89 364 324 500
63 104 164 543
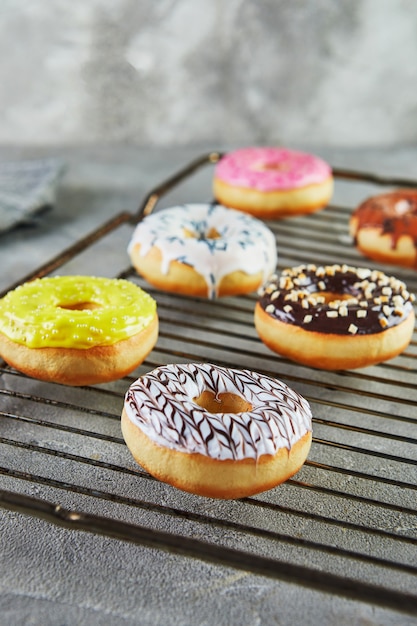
1 144 417 625
1 1 417 148
2 3 417 624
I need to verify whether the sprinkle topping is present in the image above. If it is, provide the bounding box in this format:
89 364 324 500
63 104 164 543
214 147 332 192
258 264 415 336
128 203 277 299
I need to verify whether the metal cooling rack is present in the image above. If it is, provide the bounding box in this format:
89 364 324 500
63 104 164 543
1 152 417 617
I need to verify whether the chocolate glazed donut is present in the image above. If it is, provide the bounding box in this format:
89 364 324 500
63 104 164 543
255 264 415 370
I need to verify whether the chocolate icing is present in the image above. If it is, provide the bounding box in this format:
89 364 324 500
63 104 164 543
258 264 415 336
124 363 312 461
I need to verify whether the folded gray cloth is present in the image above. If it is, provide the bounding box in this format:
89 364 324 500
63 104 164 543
0 158 65 233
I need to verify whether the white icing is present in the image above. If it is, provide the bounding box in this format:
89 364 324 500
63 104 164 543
128 203 277 298
394 199 411 215
124 363 312 461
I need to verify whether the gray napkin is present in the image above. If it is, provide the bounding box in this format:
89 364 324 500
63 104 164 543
0 158 65 232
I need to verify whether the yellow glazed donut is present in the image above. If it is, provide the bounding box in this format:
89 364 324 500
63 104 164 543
0 276 158 386
255 264 415 370
122 362 312 499
128 203 277 299
213 147 333 218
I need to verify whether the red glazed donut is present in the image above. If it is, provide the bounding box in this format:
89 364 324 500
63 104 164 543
255 264 415 370
350 190 417 269
121 363 312 499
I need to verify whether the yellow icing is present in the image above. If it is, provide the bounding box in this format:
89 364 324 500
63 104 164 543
0 276 157 349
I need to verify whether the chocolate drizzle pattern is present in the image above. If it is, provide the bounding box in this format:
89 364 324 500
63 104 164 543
258 264 415 336
351 190 417 251
124 363 312 461
127 203 277 298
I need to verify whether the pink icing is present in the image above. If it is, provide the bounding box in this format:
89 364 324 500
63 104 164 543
215 147 332 192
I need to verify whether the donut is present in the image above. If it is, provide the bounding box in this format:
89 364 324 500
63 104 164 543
0 276 158 386
121 363 312 499
128 203 277 298
349 190 417 268
213 147 333 218
255 264 415 370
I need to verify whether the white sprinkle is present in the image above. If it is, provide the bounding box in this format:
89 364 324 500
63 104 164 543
348 323 358 334
265 304 275 314
284 304 293 313
280 277 293 290
371 270 383 282
356 309 367 318
326 310 338 318
357 268 371 279
394 199 410 215
303 314 313 324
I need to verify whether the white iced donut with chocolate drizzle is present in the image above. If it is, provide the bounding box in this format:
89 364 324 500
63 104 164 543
121 363 312 499
128 203 277 298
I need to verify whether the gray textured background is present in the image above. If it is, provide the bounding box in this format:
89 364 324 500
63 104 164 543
1 0 417 148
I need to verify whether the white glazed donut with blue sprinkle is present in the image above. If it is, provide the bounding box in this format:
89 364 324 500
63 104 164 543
128 203 277 298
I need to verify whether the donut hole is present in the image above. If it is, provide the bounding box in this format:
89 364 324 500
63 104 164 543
58 301 102 311
254 161 290 172
193 390 252 414
183 227 221 240
315 291 357 305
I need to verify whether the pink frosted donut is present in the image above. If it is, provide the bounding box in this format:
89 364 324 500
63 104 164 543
213 147 334 218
